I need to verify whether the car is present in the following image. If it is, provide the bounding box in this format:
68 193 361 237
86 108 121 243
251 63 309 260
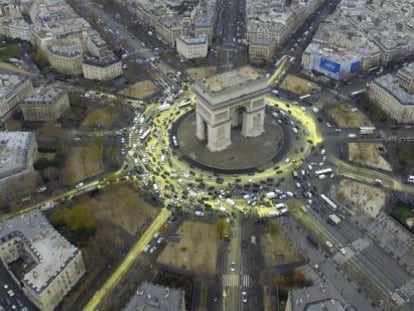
242 291 247 303
3 284 8 290
7 289 15 297
339 248 346 255
230 261 236 272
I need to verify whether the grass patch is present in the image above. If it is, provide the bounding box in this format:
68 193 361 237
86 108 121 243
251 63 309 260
34 156 60 171
392 201 414 233
397 150 414 167
0 44 20 62
357 94 390 123
50 204 97 247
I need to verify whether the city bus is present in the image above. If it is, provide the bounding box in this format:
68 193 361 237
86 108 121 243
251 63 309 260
359 126 375 135
315 168 333 176
139 129 151 141
320 194 337 210
350 89 365 97
178 99 192 108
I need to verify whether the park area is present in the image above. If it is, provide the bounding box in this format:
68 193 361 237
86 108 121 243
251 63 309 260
334 179 386 217
260 220 303 268
348 142 392 171
279 74 320 95
118 80 158 99
61 140 105 185
157 221 220 277
328 104 373 127
50 183 158 310
185 66 217 80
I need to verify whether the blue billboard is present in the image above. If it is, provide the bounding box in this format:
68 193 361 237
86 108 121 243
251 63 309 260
319 57 340 74
350 60 361 73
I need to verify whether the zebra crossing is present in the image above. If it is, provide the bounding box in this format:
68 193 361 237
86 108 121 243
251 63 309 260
395 278 414 303
222 274 251 287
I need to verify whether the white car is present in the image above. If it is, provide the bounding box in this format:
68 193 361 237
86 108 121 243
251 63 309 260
242 291 247 303
230 261 236 272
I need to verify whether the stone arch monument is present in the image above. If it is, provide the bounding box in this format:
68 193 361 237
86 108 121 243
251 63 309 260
194 66 270 152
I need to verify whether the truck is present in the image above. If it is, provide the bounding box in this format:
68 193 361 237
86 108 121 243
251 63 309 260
328 214 341 226
265 192 276 199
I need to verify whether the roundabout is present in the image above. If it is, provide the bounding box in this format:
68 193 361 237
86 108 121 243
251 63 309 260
127 90 323 217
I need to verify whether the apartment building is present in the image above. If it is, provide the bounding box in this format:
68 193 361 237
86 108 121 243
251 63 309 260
0 131 37 202
0 73 33 123
0 210 86 311
82 54 123 81
176 35 208 60
368 63 414 123
248 36 276 64
124 282 186 311
21 86 70 121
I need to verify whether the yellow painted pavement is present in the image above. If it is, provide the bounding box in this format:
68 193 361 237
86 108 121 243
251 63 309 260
83 208 171 311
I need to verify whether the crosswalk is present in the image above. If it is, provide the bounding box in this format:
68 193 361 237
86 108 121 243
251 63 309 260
394 278 414 304
222 274 251 287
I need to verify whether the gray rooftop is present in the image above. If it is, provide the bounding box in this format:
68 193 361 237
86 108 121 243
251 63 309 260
374 73 414 105
23 86 66 106
0 210 80 294
123 282 185 311
0 73 30 102
288 284 348 311
83 53 120 67
177 34 207 45
0 131 34 180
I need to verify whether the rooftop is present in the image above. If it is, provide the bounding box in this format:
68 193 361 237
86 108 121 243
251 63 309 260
83 53 120 67
288 284 348 311
398 62 414 78
23 86 66 105
374 73 414 106
0 210 80 294
198 66 263 93
0 73 30 102
177 34 207 45
0 131 35 180
123 282 185 311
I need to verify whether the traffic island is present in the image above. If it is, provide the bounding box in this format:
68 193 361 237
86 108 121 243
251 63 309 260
172 111 288 173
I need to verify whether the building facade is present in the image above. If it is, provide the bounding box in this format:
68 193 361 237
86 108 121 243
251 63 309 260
82 54 123 81
248 36 276 64
0 73 33 123
0 210 86 311
368 71 414 123
194 66 269 152
0 131 37 202
21 86 70 121
176 35 208 59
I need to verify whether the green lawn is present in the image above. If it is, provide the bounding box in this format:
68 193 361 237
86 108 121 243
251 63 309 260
392 201 414 232
0 44 20 62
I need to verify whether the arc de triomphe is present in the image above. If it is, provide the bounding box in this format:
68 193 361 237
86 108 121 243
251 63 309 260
193 66 270 152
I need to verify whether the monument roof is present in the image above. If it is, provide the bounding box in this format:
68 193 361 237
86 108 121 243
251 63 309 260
198 66 262 93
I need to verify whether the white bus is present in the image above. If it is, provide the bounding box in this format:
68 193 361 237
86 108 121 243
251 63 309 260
315 168 332 176
140 129 151 140
350 89 365 97
300 94 311 100
158 103 171 111
359 126 375 135
178 99 192 108
320 194 337 210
